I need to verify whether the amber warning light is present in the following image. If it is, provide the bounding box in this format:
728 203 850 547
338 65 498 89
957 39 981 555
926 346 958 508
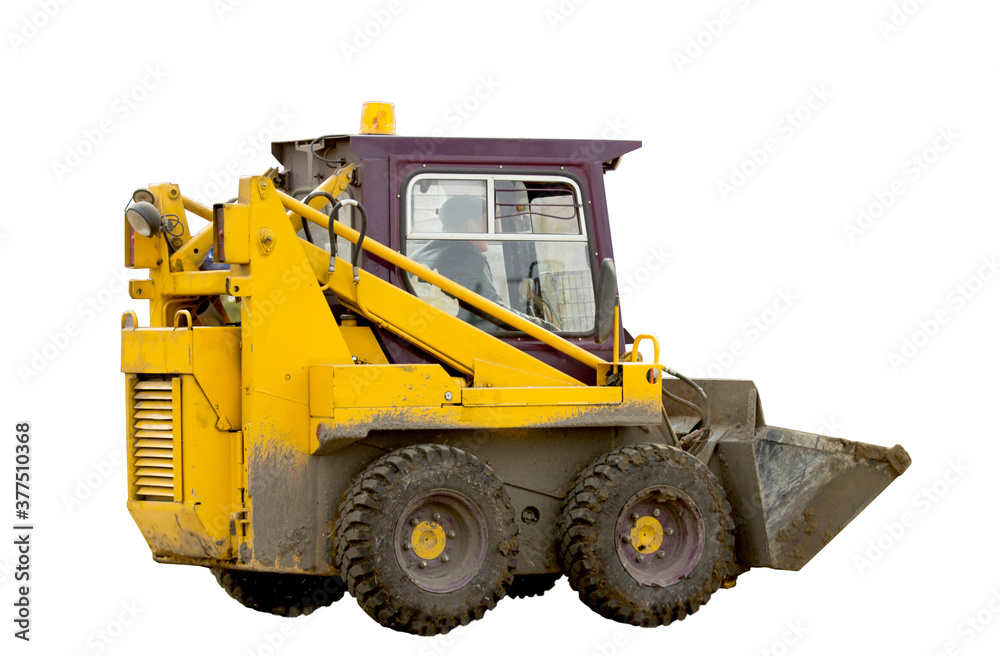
360 102 396 135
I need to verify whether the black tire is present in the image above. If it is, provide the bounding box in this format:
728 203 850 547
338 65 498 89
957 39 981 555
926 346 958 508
334 444 518 635
558 443 734 627
210 567 345 617
505 573 561 599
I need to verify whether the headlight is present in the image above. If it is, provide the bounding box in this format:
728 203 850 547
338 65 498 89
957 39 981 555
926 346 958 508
125 201 162 238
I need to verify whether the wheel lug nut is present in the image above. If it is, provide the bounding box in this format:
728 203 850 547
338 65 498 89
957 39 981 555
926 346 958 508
657 550 665 559
652 508 660 517
410 518 419 526
403 543 411 551
635 554 644 562
631 513 639 521
432 512 441 521
419 561 427 569
441 555 449 563
448 531 456 538
621 535 630 543
666 528 674 536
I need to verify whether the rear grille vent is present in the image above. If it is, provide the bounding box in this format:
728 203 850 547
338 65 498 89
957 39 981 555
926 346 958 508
130 377 178 502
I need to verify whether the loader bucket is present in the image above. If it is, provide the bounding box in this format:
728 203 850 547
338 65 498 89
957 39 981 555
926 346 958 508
662 379 911 571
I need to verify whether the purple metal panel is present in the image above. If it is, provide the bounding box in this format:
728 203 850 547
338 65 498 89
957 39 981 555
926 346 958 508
355 153 392 283
289 135 643 382
347 135 641 164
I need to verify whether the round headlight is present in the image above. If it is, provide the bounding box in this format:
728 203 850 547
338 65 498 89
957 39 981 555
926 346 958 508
126 201 162 238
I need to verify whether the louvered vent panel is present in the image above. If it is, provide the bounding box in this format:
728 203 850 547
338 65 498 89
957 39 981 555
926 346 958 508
130 378 176 501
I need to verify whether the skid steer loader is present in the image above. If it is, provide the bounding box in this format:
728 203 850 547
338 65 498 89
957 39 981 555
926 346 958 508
120 102 910 634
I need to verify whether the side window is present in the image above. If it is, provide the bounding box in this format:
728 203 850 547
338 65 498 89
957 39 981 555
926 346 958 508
495 180 582 235
405 174 596 334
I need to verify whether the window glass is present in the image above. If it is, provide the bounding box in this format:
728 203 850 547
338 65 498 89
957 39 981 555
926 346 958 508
495 180 582 235
406 175 595 334
411 179 488 234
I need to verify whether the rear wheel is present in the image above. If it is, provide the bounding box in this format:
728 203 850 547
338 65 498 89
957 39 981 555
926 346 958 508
334 444 518 635
505 573 561 599
558 443 734 627
210 567 345 617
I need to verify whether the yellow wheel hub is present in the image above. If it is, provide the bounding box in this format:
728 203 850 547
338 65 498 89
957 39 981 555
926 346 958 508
629 516 663 554
411 521 447 559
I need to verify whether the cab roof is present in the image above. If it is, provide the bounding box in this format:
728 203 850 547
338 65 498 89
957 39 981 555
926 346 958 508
273 135 642 171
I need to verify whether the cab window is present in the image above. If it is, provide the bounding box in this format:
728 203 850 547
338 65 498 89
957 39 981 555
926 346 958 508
404 174 596 334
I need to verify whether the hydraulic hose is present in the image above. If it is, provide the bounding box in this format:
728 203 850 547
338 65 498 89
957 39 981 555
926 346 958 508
662 366 712 434
329 199 367 282
300 191 339 245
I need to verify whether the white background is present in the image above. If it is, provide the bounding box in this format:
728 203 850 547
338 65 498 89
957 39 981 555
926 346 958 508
1 1 998 654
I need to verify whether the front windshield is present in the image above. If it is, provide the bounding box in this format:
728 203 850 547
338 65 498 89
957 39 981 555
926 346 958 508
405 175 595 334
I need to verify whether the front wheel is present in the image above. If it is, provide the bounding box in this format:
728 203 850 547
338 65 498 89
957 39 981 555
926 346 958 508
558 443 734 627
334 444 518 635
